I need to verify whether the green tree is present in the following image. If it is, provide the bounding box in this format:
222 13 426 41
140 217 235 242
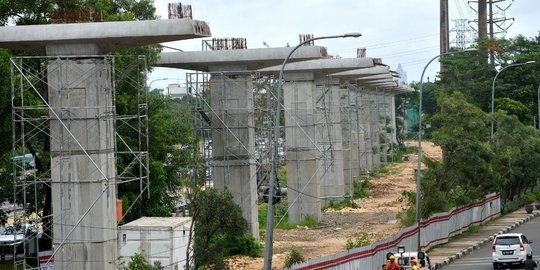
428 92 493 206
495 97 532 124
119 94 197 221
186 187 254 270
491 111 540 203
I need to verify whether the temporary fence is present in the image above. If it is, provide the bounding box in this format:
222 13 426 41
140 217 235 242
288 193 500 270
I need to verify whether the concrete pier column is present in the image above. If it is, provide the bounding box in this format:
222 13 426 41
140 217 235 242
210 72 259 239
49 58 117 270
283 73 346 223
283 73 322 224
314 76 345 206
343 89 366 185
257 58 376 223
369 91 382 169
357 90 374 172
377 92 389 165
340 86 353 198
390 94 398 145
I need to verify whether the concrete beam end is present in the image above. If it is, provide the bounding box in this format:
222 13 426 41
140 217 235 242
0 19 211 55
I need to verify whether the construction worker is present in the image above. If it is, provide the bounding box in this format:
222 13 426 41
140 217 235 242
385 255 400 270
411 258 421 270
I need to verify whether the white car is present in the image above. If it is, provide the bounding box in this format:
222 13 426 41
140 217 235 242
492 233 533 269
0 223 38 253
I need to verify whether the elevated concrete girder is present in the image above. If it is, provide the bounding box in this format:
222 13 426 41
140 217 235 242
0 19 211 55
329 66 392 81
257 57 375 75
156 46 327 71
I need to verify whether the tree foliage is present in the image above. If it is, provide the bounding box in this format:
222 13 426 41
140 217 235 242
185 187 256 270
406 34 540 215
119 253 160 270
419 91 540 216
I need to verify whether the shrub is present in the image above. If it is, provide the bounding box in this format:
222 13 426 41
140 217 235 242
345 232 371 250
222 234 261 257
284 247 305 268
396 206 416 227
353 180 372 199
325 199 359 211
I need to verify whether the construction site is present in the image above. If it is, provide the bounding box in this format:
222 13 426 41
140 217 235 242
0 0 520 269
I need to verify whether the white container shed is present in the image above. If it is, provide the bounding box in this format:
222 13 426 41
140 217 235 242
118 216 192 270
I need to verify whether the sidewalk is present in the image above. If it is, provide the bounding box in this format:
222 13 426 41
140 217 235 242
427 208 540 269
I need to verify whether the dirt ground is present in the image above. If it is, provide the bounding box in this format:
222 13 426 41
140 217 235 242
227 141 442 270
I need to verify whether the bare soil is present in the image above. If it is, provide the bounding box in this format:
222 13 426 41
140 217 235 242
227 141 442 270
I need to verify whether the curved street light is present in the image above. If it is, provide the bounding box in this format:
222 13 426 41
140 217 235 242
415 48 477 251
490 60 536 136
263 32 362 270
148 77 170 90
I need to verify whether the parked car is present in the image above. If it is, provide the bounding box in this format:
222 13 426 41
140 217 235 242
386 251 433 270
0 223 38 254
492 233 533 269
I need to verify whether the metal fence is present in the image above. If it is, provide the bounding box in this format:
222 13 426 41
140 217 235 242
288 193 500 270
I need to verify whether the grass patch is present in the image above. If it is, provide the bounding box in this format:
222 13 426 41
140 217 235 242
353 180 372 199
388 144 417 163
258 201 318 230
345 232 372 250
277 166 287 187
324 199 360 211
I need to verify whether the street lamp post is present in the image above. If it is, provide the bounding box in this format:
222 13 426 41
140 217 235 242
491 61 536 136
148 77 170 91
537 84 540 129
263 32 362 270
415 49 477 251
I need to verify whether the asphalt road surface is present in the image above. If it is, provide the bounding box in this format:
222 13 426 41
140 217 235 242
443 215 540 270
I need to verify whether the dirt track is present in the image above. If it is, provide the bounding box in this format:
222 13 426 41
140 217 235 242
228 141 442 269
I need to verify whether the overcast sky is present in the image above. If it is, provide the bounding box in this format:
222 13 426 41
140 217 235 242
150 0 540 91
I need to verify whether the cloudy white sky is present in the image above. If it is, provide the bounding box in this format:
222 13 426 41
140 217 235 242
150 0 540 91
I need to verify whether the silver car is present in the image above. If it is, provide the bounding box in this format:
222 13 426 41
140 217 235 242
492 233 533 269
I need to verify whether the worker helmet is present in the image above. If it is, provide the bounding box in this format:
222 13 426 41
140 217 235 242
389 255 395 260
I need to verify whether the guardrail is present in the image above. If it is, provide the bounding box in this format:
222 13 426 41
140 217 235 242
287 193 500 270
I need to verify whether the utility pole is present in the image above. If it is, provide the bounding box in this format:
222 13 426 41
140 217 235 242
478 0 488 39
440 0 449 90
489 0 495 64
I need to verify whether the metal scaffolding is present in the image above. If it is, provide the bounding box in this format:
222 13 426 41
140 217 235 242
9 55 149 269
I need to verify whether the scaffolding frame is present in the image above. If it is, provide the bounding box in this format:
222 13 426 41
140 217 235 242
9 55 149 269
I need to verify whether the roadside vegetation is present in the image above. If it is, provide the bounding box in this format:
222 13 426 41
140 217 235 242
396 36 540 224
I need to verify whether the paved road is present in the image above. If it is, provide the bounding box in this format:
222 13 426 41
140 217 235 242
442 212 540 270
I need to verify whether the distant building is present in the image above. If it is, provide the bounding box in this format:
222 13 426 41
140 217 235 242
396 64 407 84
167 83 188 99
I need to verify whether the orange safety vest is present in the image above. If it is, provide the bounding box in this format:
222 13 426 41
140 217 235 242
386 262 400 270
